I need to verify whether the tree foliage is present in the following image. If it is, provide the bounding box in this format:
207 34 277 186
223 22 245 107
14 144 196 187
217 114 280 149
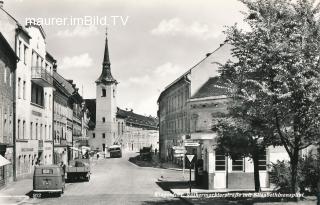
219 0 320 193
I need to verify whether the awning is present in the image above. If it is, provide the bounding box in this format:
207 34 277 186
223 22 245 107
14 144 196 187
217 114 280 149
70 147 80 152
190 132 217 140
0 155 11 166
81 146 91 150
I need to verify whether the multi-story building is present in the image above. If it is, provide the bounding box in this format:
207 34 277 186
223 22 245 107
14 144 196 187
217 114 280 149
53 70 74 165
0 32 17 187
157 72 191 161
116 108 158 151
68 82 84 159
158 42 291 190
85 32 158 153
24 22 54 171
157 43 231 162
0 5 55 179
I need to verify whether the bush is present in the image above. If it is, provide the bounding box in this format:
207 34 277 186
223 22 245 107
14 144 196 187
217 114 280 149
270 151 320 194
299 153 320 193
269 160 296 193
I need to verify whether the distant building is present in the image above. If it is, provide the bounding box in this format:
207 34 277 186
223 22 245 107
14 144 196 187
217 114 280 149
85 32 158 153
0 32 18 187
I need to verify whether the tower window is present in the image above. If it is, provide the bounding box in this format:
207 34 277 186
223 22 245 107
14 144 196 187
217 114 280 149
102 117 105 123
102 133 106 139
102 89 106 97
92 133 95 138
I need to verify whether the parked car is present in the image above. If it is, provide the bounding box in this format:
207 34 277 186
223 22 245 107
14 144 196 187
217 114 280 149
66 159 91 181
109 145 122 158
140 147 152 161
33 165 65 196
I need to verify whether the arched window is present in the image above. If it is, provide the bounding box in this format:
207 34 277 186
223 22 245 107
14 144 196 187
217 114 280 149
102 117 105 123
102 89 106 97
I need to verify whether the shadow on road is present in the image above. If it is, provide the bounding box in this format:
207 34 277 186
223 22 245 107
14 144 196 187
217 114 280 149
156 181 190 191
128 155 161 168
26 190 62 199
141 199 185 205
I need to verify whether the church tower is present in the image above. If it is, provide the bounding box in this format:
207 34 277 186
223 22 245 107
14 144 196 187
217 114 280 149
95 31 118 151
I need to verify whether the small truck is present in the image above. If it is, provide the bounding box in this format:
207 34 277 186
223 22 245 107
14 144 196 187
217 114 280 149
66 159 91 181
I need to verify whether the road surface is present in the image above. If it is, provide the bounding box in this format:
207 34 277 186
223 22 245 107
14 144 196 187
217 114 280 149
22 152 187 205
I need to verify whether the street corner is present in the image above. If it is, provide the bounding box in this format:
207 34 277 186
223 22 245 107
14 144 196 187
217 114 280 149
0 195 29 205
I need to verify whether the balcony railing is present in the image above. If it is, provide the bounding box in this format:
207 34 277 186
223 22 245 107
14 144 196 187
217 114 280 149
31 66 53 87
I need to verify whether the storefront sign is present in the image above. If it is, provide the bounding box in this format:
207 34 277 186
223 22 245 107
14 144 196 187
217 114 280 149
184 142 200 147
32 110 42 117
21 148 34 152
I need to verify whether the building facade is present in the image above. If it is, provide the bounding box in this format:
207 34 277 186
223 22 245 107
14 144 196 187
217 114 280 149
158 42 290 190
0 32 17 187
0 6 55 179
157 73 190 161
53 71 74 165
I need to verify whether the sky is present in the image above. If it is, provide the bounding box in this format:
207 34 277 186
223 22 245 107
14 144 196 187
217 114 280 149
4 0 247 116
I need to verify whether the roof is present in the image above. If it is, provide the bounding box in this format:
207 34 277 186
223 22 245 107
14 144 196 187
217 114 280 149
96 33 117 84
46 52 56 64
53 72 75 96
0 32 19 66
0 8 31 39
116 108 158 129
26 21 46 39
191 76 228 99
84 98 158 130
157 41 229 103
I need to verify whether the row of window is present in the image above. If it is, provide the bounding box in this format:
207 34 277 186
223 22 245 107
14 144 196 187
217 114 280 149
3 67 13 87
17 120 51 140
164 87 189 114
17 40 28 65
31 82 52 109
215 150 267 171
17 78 26 100
17 38 54 74
163 117 188 135
1 110 13 144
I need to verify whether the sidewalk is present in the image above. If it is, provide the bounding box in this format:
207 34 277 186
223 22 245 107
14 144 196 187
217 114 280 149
0 157 100 205
0 177 31 205
169 187 318 205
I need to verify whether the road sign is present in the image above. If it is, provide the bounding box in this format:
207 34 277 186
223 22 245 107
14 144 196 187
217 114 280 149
186 154 194 163
184 142 200 147
174 153 184 158
174 149 187 154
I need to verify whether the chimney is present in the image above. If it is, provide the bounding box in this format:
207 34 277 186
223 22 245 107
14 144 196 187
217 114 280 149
0 1 4 8
206 53 211 57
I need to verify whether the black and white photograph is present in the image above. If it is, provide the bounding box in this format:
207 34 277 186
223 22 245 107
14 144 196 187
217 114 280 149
0 0 320 204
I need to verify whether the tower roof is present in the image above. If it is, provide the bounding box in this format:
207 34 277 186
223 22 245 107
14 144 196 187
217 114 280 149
96 31 117 84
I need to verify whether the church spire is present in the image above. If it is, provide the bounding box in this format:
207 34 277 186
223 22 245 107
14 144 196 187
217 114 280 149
102 28 110 68
96 28 117 84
